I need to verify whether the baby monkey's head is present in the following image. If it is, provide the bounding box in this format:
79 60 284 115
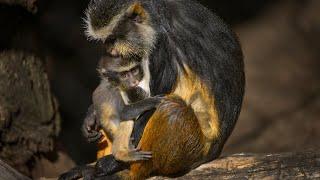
98 56 144 91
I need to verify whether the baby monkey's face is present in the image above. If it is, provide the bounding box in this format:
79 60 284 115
116 65 143 90
99 56 144 91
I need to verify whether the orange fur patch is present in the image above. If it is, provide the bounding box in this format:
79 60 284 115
97 130 113 159
97 103 115 159
130 3 147 20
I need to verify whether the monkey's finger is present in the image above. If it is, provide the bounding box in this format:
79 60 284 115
86 133 99 140
88 136 102 143
131 148 141 152
138 154 152 159
137 151 152 155
128 156 151 161
86 131 100 138
82 124 98 138
87 117 96 127
131 151 152 158
134 154 152 160
87 132 103 143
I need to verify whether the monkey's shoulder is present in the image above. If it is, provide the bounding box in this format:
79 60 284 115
92 80 124 111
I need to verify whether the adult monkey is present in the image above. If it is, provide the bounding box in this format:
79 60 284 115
79 0 244 179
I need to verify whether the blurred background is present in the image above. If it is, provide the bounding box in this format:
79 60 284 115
0 0 319 178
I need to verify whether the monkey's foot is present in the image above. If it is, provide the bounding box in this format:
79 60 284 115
58 165 95 180
115 148 152 162
95 155 128 177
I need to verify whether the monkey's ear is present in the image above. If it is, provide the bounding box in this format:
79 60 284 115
126 3 147 23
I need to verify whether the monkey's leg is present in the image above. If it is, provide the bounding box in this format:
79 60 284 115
119 96 163 121
112 121 152 162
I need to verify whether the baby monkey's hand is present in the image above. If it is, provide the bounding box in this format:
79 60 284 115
113 137 152 162
82 105 102 143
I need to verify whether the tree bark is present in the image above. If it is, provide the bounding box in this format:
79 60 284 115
152 150 320 179
0 51 61 176
0 159 31 180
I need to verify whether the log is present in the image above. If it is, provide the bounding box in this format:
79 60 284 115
1 151 320 179
0 51 61 176
0 159 31 180
152 150 320 179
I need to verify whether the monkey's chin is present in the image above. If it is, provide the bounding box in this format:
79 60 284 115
126 87 148 103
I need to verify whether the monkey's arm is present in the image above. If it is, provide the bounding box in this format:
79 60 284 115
82 104 103 143
120 96 163 121
110 96 162 162
112 120 152 162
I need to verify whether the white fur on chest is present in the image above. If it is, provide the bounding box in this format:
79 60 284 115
138 58 151 97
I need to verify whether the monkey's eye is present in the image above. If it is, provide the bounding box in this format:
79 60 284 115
132 67 139 75
119 72 129 79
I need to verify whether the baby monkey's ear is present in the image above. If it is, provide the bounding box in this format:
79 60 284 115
126 2 147 23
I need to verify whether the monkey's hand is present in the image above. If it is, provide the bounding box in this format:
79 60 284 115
152 94 166 104
113 137 152 162
82 105 102 143
114 148 152 162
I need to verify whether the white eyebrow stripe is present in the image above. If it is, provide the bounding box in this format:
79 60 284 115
84 9 126 41
113 61 139 72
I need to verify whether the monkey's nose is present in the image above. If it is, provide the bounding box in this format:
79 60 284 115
131 80 139 87
110 48 120 57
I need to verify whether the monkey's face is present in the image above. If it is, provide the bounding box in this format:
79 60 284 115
98 56 144 91
116 65 144 90
85 1 156 61
102 65 144 91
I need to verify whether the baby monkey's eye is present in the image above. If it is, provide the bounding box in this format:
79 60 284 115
120 72 129 79
132 67 140 75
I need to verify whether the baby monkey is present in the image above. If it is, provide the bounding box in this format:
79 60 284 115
85 56 162 162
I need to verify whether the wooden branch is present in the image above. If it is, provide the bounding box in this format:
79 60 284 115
1 151 319 179
0 0 37 13
152 150 320 179
0 159 31 180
